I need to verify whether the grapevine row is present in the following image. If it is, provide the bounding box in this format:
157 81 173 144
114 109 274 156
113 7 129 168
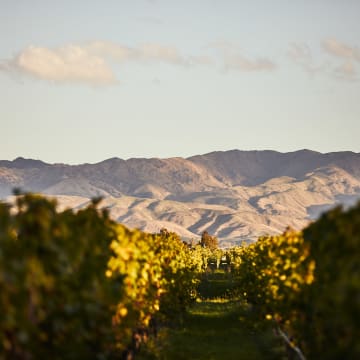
1 193 359 359
226 203 360 359
0 194 204 359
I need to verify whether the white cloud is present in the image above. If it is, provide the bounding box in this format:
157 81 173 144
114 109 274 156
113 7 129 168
3 45 117 86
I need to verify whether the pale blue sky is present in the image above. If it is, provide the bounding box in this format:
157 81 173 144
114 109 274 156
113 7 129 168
1 0 359 164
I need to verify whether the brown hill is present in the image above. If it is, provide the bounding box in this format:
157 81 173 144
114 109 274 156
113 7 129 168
1 150 360 245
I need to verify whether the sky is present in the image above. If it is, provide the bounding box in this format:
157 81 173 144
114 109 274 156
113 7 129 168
1 0 359 164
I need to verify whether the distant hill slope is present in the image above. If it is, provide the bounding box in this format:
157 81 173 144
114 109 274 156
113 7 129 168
1 150 360 246
189 149 360 185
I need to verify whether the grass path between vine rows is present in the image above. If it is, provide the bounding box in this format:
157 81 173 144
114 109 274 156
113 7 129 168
139 271 287 360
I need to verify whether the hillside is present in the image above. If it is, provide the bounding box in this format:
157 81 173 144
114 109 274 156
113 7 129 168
1 150 360 245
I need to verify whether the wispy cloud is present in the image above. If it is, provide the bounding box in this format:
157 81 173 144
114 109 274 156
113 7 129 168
1 45 117 86
322 38 359 80
288 43 312 63
138 43 187 65
85 41 194 65
288 40 359 81
189 55 213 66
0 41 189 85
322 38 360 61
92 40 209 67
210 41 276 72
86 41 188 65
1 40 277 86
288 42 326 75
335 60 356 78
224 55 275 72
85 41 135 63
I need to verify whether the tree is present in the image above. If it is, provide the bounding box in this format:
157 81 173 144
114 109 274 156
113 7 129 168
200 231 218 250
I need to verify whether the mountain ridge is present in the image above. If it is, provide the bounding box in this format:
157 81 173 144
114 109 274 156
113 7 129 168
1 149 360 246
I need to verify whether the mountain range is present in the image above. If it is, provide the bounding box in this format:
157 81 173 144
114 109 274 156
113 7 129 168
1 149 360 246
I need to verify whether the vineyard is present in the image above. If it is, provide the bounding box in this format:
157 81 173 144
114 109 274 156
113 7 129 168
0 193 359 359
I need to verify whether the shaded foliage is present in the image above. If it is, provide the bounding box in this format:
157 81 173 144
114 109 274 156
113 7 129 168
228 202 360 359
297 203 360 359
0 194 122 359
